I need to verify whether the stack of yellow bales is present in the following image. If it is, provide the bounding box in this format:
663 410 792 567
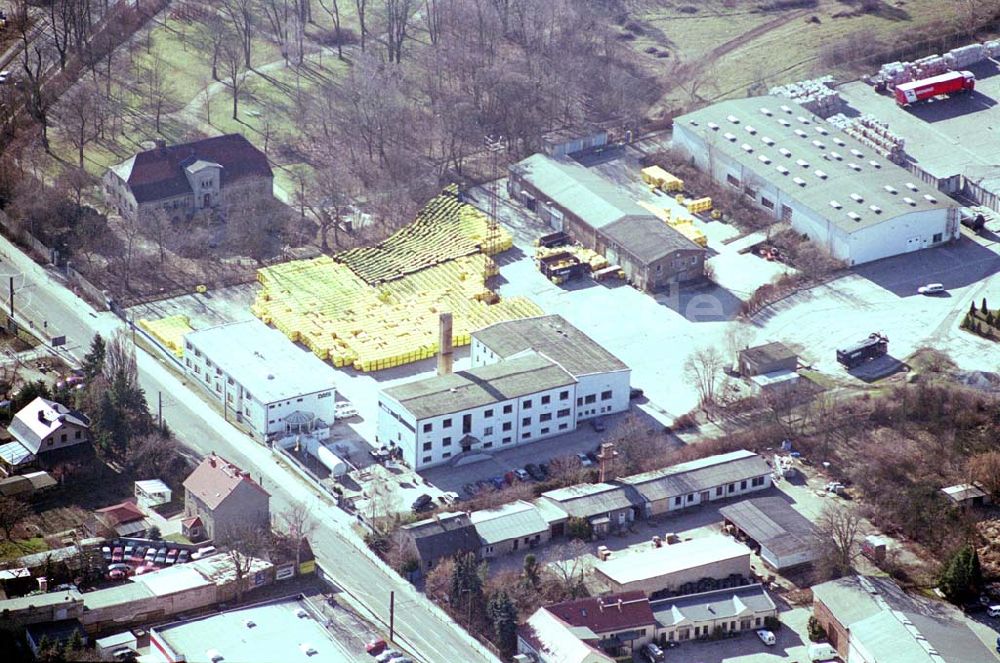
686 197 713 213
138 315 194 357
534 246 609 272
254 189 540 372
641 165 684 192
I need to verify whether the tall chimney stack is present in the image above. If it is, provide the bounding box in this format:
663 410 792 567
437 312 454 376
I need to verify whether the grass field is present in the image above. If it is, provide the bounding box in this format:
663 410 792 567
0 535 48 563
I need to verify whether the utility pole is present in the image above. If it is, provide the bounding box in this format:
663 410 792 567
158 391 163 430
389 591 395 642
484 134 506 287
8 276 13 319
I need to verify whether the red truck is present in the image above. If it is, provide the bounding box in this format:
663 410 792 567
894 70 975 106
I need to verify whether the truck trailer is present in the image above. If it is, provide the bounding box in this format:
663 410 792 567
894 70 975 106
836 332 889 368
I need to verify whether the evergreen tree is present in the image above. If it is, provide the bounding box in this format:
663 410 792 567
67 629 83 651
522 554 540 589
940 543 984 603
971 300 978 316
81 334 106 380
449 552 484 626
147 525 162 540
487 590 519 656
983 298 989 315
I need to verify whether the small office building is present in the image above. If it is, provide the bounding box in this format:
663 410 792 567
651 584 777 644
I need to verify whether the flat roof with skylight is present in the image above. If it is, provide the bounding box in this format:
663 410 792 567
676 95 950 233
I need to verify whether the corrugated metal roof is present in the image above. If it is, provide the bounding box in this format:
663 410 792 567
718 497 817 559
650 583 776 627
618 450 771 503
470 500 549 546
540 483 638 518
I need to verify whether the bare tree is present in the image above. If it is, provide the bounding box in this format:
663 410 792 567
814 503 862 580
103 329 138 389
219 39 249 120
220 0 256 69
0 495 31 540
724 321 754 373
543 540 591 599
967 451 1000 499
384 0 415 64
276 502 317 567
316 0 345 58
142 52 173 133
355 0 368 51
15 1 56 149
683 346 725 407
56 81 102 168
260 0 292 64
217 523 273 602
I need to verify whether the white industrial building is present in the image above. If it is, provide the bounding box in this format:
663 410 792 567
378 316 630 471
472 315 631 421
673 95 960 266
183 319 337 442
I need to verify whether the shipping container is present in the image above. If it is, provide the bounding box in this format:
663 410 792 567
894 71 975 106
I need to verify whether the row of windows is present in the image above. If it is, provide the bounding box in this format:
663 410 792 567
419 423 569 465
421 391 572 433
672 477 767 506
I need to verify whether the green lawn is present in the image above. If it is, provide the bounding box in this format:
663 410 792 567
0 536 49 563
164 532 193 545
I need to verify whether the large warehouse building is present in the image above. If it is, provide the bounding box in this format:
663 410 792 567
183 320 338 442
673 95 960 266
508 153 706 291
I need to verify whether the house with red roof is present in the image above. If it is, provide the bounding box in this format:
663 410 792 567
102 134 273 222
518 592 656 661
182 454 270 541
92 499 148 538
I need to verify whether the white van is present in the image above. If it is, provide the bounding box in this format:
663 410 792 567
808 642 838 661
987 604 1000 617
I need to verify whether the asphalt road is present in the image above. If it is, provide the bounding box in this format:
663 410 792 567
0 236 498 663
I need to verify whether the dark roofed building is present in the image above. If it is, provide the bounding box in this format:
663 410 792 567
719 497 818 569
539 483 639 536
738 342 798 377
508 153 705 292
543 592 657 657
397 512 479 575
103 134 273 222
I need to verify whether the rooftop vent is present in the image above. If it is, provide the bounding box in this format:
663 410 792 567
778 118 791 127
869 205 882 214
727 114 740 124
797 116 811 124
794 129 808 138
793 176 807 186
924 194 938 203
688 119 699 126
869 160 881 168
848 163 862 171
758 155 772 165
723 132 736 142
760 107 773 116
903 196 917 206
776 165 790 175
832 137 845 146
905 182 919 191
761 136 775 146
741 143 754 153
779 148 792 157
780 105 793 114
815 126 829 135
244 619 257 629
812 140 826 149
848 212 862 221
707 122 720 131
850 148 864 157
296 608 310 619
815 169 828 179
796 159 809 167
830 151 843 160
745 125 757 134
884 185 898 194
829 200 843 209
850 193 864 203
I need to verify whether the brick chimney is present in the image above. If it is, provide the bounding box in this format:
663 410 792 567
437 312 454 376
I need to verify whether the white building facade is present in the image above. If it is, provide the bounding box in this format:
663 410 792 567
183 320 337 442
377 354 579 470
672 96 960 266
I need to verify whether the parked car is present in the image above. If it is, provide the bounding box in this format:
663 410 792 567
374 650 401 663
590 417 606 432
513 468 530 481
144 549 156 563
439 491 459 505
191 545 216 560
177 550 190 563
630 387 644 400
111 547 124 563
166 549 179 564
123 544 134 557
107 568 127 581
525 463 546 481
154 548 168 564
917 283 945 295
576 453 595 468
757 629 776 646
411 494 433 512
365 638 387 655
490 475 507 489
641 642 665 662
101 546 112 561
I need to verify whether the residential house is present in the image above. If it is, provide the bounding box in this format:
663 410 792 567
538 483 639 537
719 496 819 570
469 500 550 558
941 482 991 508
812 575 996 663
617 450 772 518
92 499 148 538
4 397 91 474
397 512 479 574
517 605 615 663
650 584 777 644
103 134 273 222
182 455 270 541
543 592 657 657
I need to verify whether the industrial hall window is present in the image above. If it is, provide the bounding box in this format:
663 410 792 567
726 174 740 187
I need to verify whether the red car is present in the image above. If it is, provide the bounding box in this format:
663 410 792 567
365 639 387 655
